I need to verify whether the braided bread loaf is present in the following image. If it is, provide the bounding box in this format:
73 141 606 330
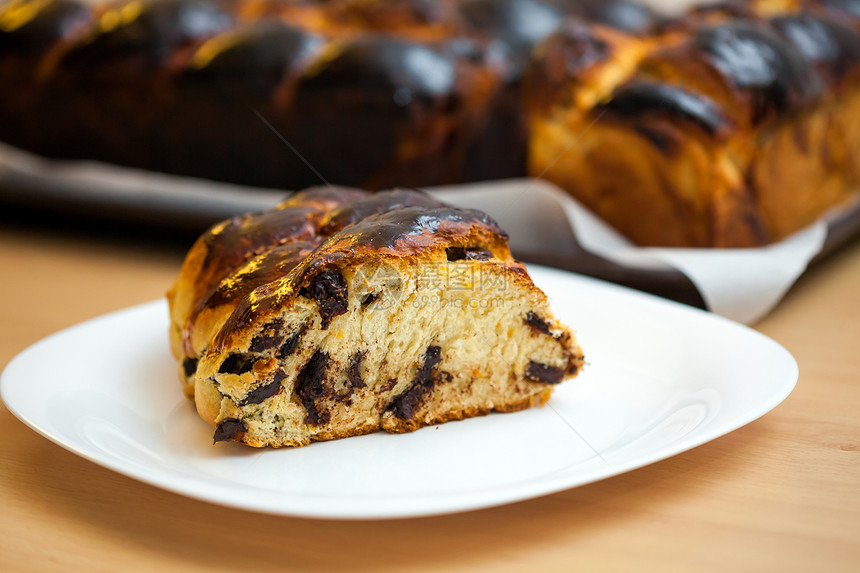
526 0 860 246
2 0 858 247
0 0 654 189
167 186 584 447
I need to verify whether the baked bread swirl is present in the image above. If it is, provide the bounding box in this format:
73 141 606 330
167 187 584 447
525 0 860 246
0 0 656 190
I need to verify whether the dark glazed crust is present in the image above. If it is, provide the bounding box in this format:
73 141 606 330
179 20 325 98
598 81 732 138
0 0 654 191
770 13 860 85
642 20 824 127
215 204 511 348
692 21 823 124
318 188 446 234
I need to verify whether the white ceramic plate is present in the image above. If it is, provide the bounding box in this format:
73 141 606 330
0 266 797 519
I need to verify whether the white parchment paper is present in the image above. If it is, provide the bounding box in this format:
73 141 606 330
432 179 831 324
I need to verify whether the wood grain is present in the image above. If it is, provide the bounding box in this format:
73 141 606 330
0 224 858 573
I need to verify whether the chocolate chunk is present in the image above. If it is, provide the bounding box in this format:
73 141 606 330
304 269 348 329
525 361 565 384
417 346 443 380
249 319 284 352
391 370 452 419
296 351 331 425
182 357 198 377
445 246 493 261
347 351 366 389
218 353 256 375
390 384 426 420
391 346 443 419
468 249 492 261
446 246 468 261
238 371 285 406
213 418 245 443
382 378 397 392
278 325 306 359
524 311 551 335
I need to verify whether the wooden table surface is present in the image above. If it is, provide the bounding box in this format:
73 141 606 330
0 219 858 573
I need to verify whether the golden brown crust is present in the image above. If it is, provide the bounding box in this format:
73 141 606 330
231 389 557 445
378 390 553 435
525 0 860 247
199 375 570 446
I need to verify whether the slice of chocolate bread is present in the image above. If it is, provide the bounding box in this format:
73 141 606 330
168 187 584 447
